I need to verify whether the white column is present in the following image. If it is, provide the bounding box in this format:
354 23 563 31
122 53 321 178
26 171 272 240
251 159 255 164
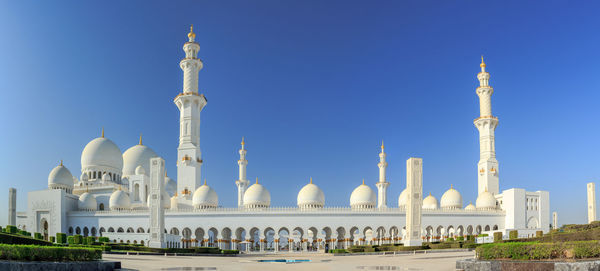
475 57 499 196
175 26 207 196
236 138 249 207
148 158 166 248
8 188 16 226
376 141 389 208
588 182 596 223
552 212 558 230
405 157 423 246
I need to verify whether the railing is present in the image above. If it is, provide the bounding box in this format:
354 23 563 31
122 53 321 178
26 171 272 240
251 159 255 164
68 207 505 216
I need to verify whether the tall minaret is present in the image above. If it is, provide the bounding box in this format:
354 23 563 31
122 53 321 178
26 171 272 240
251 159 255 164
376 141 389 208
236 137 250 207
175 25 207 196
474 56 499 195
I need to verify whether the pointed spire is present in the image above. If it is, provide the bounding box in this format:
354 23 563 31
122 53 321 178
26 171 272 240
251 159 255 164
381 140 385 151
450 184 454 189
480 55 486 70
188 24 196 42
310 177 313 184
241 137 245 148
204 179 207 185
429 192 431 196
101 127 104 138
139 133 143 145
59 160 63 166
362 178 365 185
164 169 167 177
255 177 258 184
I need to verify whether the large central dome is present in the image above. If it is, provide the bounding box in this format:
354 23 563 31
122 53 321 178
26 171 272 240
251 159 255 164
81 136 123 172
122 143 158 176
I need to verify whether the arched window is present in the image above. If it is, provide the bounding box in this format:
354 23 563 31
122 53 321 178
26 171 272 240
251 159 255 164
76 227 81 234
108 227 115 233
117 227 124 233
99 203 104 210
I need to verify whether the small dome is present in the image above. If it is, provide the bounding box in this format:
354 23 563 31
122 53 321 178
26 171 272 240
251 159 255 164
109 189 131 210
101 173 112 182
122 143 158 176
164 177 177 197
135 165 146 176
297 179 325 208
192 183 218 209
81 137 123 172
476 190 497 210
465 202 476 211
78 192 97 211
398 189 408 208
422 193 438 209
440 185 463 209
244 182 270 208
48 163 74 191
80 173 88 182
350 181 376 208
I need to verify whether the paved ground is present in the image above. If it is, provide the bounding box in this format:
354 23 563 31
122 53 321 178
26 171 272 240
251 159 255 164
104 250 474 271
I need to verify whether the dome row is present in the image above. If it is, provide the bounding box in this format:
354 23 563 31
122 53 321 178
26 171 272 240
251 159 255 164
398 185 497 210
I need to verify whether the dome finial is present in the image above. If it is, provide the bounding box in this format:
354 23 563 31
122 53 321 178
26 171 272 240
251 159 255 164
188 24 196 41
59 160 63 166
255 177 258 184
429 192 431 196
450 184 453 189
241 137 245 146
362 178 365 185
310 177 313 184
480 55 486 69
101 127 104 138
139 133 143 145
381 140 384 150
164 169 167 177
204 178 207 185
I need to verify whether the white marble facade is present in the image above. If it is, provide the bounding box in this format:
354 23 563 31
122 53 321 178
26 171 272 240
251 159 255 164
14 27 550 251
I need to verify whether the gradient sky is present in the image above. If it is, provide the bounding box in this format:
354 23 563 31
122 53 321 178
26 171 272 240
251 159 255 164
1 1 599 227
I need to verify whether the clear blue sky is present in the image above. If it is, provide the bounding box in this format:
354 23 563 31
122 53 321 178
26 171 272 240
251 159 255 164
1 1 599 226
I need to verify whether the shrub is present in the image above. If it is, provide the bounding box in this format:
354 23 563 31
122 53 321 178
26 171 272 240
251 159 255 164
56 233 67 244
194 247 221 254
6 225 18 234
67 236 74 245
429 243 451 249
464 243 480 249
480 234 489 237
98 237 109 243
0 244 102 261
49 236 55 243
446 238 454 242
0 232 51 246
330 249 347 253
509 230 518 240
476 241 600 260
82 236 95 246
493 232 503 243
536 231 543 238
70 235 82 245
34 232 43 240
221 249 239 254
456 236 464 241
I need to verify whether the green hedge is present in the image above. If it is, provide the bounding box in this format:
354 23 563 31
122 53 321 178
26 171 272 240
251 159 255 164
106 244 220 254
69 244 111 252
34 232 43 240
329 249 347 253
56 233 67 244
221 249 239 254
509 230 518 240
82 236 95 246
6 226 18 234
49 236 55 243
456 236 464 241
98 237 109 243
0 232 51 246
493 232 503 242
477 241 600 260
0 244 101 261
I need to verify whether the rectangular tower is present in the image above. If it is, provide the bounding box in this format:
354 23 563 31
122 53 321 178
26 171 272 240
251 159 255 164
8 188 16 226
588 182 596 224
552 212 558 230
149 157 166 248
405 157 423 246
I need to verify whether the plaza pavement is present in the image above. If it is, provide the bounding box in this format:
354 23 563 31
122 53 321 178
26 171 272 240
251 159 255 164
103 250 474 271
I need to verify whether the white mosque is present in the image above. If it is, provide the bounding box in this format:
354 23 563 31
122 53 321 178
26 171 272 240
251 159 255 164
11 26 550 252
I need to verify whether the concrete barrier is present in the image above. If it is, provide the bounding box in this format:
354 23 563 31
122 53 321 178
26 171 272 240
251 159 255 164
0 260 121 271
456 258 600 271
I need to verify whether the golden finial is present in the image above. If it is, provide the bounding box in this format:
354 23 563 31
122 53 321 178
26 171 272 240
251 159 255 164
310 177 313 184
164 169 167 177
255 177 258 184
204 179 207 185
59 160 63 166
381 140 384 150
429 192 431 196
101 127 104 138
480 55 486 68
139 133 143 145
241 137 245 146
362 178 365 185
450 184 453 189
188 24 196 40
